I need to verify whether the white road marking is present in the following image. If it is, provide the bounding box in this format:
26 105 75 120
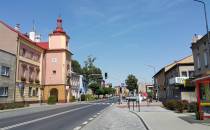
97 112 100 115
0 105 92 130
93 115 97 118
82 121 88 125
73 126 82 130
88 118 93 121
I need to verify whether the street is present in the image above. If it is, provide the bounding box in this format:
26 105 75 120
0 98 117 130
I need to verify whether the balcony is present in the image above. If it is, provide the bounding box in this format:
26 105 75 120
169 77 189 85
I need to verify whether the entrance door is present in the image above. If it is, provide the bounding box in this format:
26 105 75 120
50 88 58 102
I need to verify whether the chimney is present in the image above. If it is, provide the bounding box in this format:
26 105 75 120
14 24 20 31
192 34 202 43
29 31 36 41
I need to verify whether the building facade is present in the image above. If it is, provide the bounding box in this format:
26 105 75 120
166 62 196 102
42 17 72 103
0 17 72 103
154 55 196 102
191 33 210 118
0 50 16 103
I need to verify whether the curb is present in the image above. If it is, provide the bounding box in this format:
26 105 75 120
130 111 150 130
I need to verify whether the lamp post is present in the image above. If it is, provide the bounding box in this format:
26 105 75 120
146 65 158 101
194 0 210 44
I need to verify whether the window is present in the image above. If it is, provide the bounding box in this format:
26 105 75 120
22 48 26 56
29 87 32 97
20 87 24 97
0 87 8 97
181 71 187 77
52 58 57 63
189 71 194 78
204 51 208 67
197 55 201 69
35 88 38 96
32 89 36 96
53 70 56 74
1 66 10 77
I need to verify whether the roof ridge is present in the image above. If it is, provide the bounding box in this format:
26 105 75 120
0 20 47 50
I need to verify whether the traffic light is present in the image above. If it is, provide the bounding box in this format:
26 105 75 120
105 72 108 79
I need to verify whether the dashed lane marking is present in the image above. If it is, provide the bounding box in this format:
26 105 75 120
0 105 93 130
88 118 94 121
73 126 82 130
82 121 88 125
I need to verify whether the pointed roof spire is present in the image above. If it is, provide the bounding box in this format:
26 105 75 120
52 16 66 35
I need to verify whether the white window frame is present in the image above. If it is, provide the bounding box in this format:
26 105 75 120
52 58 57 63
204 51 208 67
1 66 10 77
0 87 8 97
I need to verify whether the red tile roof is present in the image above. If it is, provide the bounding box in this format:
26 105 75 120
36 42 49 49
0 20 48 50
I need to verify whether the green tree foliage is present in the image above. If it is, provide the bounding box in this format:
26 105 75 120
82 56 103 84
125 74 138 92
72 60 82 74
88 82 100 95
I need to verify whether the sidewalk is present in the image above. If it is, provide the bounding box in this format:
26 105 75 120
131 101 210 130
82 104 147 130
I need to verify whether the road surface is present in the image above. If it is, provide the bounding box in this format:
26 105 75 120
0 98 118 130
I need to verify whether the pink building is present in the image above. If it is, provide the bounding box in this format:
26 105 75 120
0 17 72 103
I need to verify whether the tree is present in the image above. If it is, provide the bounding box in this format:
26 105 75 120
125 74 138 93
82 56 103 84
88 82 100 95
72 60 82 74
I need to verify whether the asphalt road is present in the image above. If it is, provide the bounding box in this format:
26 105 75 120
0 97 118 130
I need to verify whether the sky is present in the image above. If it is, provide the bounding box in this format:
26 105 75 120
0 0 210 86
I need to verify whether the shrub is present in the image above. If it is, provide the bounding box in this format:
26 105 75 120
182 100 189 110
163 99 177 110
69 96 76 102
85 94 96 101
175 100 184 113
0 102 28 110
0 104 4 110
188 102 197 113
81 94 86 101
48 96 57 105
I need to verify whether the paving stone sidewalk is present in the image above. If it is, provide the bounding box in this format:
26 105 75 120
82 104 147 130
132 104 210 130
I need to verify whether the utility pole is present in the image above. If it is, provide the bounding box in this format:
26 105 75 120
194 0 210 44
146 64 158 101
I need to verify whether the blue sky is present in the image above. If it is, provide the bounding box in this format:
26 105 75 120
0 0 210 86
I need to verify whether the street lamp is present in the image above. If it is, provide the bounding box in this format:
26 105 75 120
146 64 159 101
146 65 156 74
194 0 210 44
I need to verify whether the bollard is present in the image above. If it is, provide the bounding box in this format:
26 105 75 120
133 101 134 111
128 99 130 110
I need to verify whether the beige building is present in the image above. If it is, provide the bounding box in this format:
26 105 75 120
154 55 196 101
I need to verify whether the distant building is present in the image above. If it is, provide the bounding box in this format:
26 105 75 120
154 55 196 102
165 56 195 102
